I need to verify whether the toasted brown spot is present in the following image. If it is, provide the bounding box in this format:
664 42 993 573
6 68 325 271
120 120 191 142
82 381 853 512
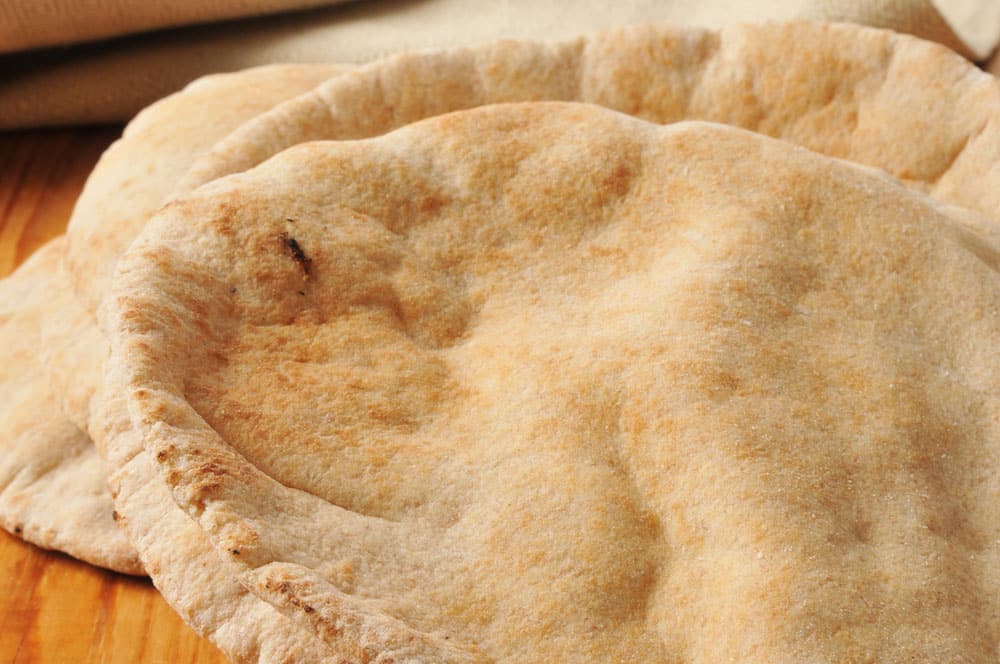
418 194 445 215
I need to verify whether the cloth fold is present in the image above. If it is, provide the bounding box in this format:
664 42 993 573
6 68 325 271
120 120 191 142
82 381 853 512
0 0 353 54
1 0 998 130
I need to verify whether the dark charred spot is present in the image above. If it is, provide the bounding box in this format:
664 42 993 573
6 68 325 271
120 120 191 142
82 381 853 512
112 510 120 522
156 450 167 462
303 605 314 613
13 525 22 535
297 290 305 296
231 549 240 556
229 287 237 294
280 232 311 277
285 218 296 223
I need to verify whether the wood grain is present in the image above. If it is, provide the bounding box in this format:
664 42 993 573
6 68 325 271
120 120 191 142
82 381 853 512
0 129 114 277
0 128 227 664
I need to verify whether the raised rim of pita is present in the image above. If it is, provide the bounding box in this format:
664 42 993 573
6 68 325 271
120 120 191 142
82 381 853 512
177 21 1000 220
92 388 339 662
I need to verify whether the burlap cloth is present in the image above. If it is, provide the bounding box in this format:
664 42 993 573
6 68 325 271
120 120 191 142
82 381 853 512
1 0 998 129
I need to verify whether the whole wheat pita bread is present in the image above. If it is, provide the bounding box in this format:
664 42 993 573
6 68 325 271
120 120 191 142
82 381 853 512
33 64 349 661
78 19 1000 662
0 238 141 574
37 15 992 660
64 21 1000 319
172 21 1000 223
106 103 1000 663
60 22 1000 426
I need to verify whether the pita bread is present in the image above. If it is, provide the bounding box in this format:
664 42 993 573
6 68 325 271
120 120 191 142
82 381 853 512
60 22 1000 427
105 103 1000 662
84 19 999 661
50 20 998 659
176 21 1000 220
63 21 1000 321
0 238 140 574
32 64 348 661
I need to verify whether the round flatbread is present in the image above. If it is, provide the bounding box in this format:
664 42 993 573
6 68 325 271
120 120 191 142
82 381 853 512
106 103 1000 663
59 20 999 661
0 238 140 574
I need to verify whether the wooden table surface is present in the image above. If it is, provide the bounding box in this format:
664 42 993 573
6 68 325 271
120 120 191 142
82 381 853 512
0 128 228 664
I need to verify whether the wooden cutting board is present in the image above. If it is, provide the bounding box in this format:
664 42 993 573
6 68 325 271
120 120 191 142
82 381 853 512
0 128 228 664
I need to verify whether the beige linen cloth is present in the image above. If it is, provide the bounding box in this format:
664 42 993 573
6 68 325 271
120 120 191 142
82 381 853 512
1 0 999 129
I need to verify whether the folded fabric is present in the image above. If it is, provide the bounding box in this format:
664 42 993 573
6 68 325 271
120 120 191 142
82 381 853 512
0 0 352 54
1 0 998 129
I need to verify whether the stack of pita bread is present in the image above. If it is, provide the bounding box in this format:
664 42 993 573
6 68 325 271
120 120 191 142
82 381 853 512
2 21 999 663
